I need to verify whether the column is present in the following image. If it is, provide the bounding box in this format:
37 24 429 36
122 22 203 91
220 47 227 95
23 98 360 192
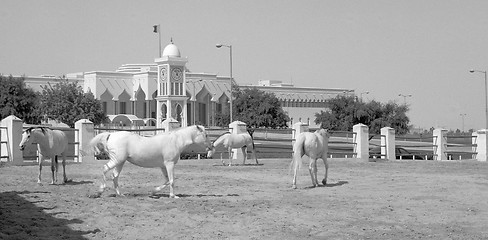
433 128 448 160
0 115 23 165
353 123 369 161
474 130 487 161
381 127 395 161
229 121 248 160
75 119 95 163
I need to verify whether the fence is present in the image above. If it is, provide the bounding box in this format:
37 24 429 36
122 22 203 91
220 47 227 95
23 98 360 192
0 126 9 162
0 115 485 164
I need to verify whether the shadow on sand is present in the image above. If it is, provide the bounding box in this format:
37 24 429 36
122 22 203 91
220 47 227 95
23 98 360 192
303 180 349 189
212 163 264 167
0 191 99 239
63 180 94 186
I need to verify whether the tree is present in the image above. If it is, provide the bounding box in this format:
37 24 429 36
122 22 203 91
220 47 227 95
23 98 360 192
37 78 106 127
315 95 410 134
0 75 40 124
216 86 290 129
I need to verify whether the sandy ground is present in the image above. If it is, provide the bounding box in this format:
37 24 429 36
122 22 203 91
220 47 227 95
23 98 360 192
1 158 488 239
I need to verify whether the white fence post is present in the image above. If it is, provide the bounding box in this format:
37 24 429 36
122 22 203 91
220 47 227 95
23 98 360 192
353 124 369 161
162 118 180 132
381 127 395 161
229 121 248 160
0 115 24 165
433 128 448 160
474 130 487 161
75 119 95 163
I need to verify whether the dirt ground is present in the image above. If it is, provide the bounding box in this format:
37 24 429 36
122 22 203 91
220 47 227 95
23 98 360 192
1 158 488 239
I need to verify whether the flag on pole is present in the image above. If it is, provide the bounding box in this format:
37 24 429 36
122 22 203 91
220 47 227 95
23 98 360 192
153 25 159 33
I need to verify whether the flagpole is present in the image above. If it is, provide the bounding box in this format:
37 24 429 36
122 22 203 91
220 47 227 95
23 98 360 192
154 24 161 58
158 25 161 58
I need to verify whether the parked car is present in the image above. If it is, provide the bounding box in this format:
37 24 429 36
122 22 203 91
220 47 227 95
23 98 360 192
369 146 431 160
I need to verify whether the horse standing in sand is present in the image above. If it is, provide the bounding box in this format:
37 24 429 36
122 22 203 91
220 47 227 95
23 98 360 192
291 129 330 189
19 127 69 185
207 132 259 166
87 125 212 198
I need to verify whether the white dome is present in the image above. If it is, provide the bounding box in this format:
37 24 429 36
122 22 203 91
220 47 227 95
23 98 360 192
162 43 181 57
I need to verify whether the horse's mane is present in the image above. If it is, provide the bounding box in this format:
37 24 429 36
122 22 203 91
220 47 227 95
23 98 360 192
25 126 50 135
217 132 231 138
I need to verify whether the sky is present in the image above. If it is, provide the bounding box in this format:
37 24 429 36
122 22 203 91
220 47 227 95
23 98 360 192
2 0 488 131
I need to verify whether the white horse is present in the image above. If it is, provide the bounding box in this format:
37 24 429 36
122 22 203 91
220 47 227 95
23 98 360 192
291 129 330 189
19 127 69 185
87 125 212 198
207 132 259 166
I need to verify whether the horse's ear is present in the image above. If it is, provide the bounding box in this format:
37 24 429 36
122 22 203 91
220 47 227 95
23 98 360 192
196 125 204 132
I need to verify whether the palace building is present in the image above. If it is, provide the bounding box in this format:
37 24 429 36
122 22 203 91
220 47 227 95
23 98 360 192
23 41 353 128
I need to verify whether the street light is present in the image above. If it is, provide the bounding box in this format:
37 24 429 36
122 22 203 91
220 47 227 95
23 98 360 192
398 94 412 105
460 113 467 132
216 43 233 123
469 69 488 130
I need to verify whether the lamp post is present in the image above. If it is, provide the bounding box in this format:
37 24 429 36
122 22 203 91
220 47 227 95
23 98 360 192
216 43 233 123
398 94 412 105
469 69 488 130
460 113 467 133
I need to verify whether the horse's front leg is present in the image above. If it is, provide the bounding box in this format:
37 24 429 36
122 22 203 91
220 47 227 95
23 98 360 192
252 147 259 165
164 161 179 198
228 148 233 166
37 154 43 185
322 157 329 186
242 147 247 165
152 166 170 195
291 154 300 189
50 156 58 185
61 153 69 183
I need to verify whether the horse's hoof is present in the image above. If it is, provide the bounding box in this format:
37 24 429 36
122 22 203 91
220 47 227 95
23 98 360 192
170 195 180 199
322 179 327 186
292 185 297 189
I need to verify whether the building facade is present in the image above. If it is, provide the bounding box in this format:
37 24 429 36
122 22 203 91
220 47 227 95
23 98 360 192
23 42 354 128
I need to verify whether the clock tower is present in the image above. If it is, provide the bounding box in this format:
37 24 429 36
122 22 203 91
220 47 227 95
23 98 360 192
155 40 188 129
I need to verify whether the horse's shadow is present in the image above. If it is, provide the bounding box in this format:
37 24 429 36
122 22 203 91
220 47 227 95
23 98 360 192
148 193 240 199
63 180 93 186
304 180 349 189
325 180 349 187
212 163 264 167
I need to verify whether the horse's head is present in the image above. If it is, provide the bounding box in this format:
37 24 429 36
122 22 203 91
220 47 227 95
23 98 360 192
19 127 47 151
193 125 213 155
19 128 33 151
207 144 216 158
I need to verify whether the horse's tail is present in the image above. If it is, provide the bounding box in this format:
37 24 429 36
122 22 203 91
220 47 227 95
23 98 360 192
80 132 111 158
290 134 305 174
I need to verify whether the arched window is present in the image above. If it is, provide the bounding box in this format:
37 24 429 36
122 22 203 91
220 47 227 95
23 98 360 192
175 104 182 122
161 104 167 121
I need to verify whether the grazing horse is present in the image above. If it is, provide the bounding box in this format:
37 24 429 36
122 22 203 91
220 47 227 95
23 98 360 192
291 129 330 189
19 127 69 185
207 132 259 166
87 125 212 198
